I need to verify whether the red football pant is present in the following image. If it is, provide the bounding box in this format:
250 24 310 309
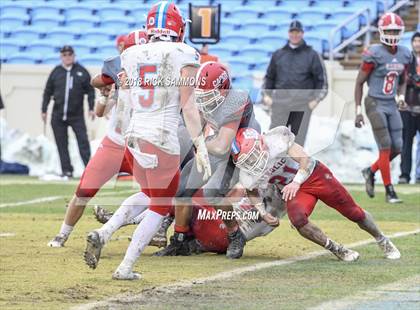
287 162 366 229
75 136 133 198
129 139 180 216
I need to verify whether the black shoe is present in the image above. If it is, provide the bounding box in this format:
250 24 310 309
398 176 409 184
153 232 191 256
362 167 375 198
385 184 402 204
226 229 246 259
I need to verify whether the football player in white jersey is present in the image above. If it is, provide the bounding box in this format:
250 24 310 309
232 126 401 261
84 1 211 280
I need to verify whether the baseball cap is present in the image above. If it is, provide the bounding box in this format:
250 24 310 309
289 20 303 32
60 45 74 54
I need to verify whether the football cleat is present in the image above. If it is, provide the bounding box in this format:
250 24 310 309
148 216 173 248
385 184 402 203
226 229 247 259
47 233 68 248
361 167 375 198
112 264 141 281
93 205 114 224
83 230 104 269
378 238 401 260
330 244 360 262
153 232 191 256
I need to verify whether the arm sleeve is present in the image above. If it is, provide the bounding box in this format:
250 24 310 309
263 53 277 90
311 51 328 102
42 70 55 113
83 69 95 110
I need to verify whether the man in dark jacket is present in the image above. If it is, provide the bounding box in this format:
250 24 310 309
42 46 95 177
263 20 328 145
399 32 420 184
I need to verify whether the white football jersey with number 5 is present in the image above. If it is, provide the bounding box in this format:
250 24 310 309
121 41 200 154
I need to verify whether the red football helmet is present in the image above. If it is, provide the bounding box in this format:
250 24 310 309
195 61 231 113
378 12 405 47
146 1 185 42
231 128 268 176
124 29 148 50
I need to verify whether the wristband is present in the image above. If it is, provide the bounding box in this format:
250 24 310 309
254 202 267 217
356 105 362 115
293 168 310 185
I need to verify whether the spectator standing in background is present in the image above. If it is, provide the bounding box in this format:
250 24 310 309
399 32 420 184
42 45 95 178
262 20 328 145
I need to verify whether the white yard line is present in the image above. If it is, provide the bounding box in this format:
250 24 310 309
309 275 420 310
0 232 15 237
0 190 136 208
72 229 420 310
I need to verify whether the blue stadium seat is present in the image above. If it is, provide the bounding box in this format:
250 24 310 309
296 9 328 24
312 0 345 9
303 36 324 54
229 8 260 20
213 42 238 52
42 53 60 65
0 42 21 58
232 74 254 91
32 6 61 18
328 9 361 36
0 4 28 16
207 47 233 60
262 8 294 23
228 60 252 76
256 35 287 48
7 52 41 64
64 6 93 19
277 0 304 11
97 7 127 19
345 1 378 17
403 31 414 40
81 31 112 44
26 42 57 55
78 55 106 66
212 1 241 14
66 16 99 29
223 34 251 46
238 22 271 37
101 16 134 29
221 20 238 33
254 60 269 71
0 14 29 28
31 16 65 28
130 8 149 20
94 45 117 57
71 43 93 55
238 47 270 59
45 30 76 44
10 29 40 41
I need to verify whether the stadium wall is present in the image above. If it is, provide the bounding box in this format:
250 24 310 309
0 61 361 140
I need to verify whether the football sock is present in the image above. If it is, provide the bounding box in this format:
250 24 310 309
118 210 163 269
59 222 73 238
98 192 150 244
370 149 391 185
174 224 190 233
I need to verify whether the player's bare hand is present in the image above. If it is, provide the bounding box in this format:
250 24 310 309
100 85 112 97
261 213 279 227
355 114 364 128
89 110 96 121
281 181 300 201
41 112 47 123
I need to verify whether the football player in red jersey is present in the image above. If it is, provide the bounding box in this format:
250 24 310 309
232 126 401 261
155 61 261 259
47 30 147 248
354 13 411 203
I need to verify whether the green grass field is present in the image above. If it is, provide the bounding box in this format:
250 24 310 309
0 175 419 310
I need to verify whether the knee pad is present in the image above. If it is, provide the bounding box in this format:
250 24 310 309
287 203 309 229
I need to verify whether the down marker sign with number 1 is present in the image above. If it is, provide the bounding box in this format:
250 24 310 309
189 4 221 44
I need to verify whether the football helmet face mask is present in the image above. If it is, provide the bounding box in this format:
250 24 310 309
124 30 148 50
146 1 185 42
378 13 404 47
195 62 231 114
232 128 268 177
